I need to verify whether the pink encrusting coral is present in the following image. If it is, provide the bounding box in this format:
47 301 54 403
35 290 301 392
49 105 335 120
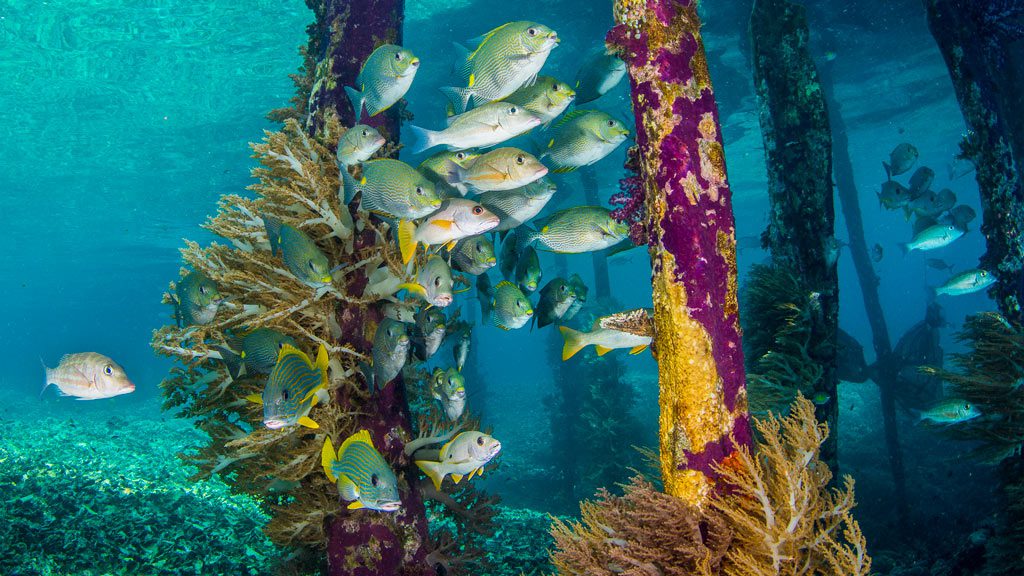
607 0 752 504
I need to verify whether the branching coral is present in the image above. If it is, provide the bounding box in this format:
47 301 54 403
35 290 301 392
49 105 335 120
711 395 870 576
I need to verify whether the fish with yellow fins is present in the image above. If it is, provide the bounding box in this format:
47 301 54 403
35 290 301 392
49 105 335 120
321 430 401 512
346 44 420 118
559 308 653 361
246 343 329 430
397 198 499 264
415 431 502 490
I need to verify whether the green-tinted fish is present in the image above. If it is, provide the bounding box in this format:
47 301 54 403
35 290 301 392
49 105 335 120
499 228 521 280
398 255 455 308
217 328 299 380
908 166 935 198
442 21 560 113
559 309 653 360
877 180 911 210
811 392 832 406
451 235 497 276
337 124 386 168
934 189 957 213
321 430 401 511
900 223 964 254
540 110 629 173
906 190 941 219
263 216 334 287
247 344 328 430
446 147 548 193
174 270 223 327
367 319 410 391
515 245 542 292
480 279 533 330
563 273 588 321
342 158 442 220
573 49 626 104
432 366 466 421
415 431 502 490
917 398 981 424
479 178 557 233
883 142 919 178
502 76 575 125
42 353 135 400
523 206 629 253
413 308 447 361
396 198 499 264
419 150 481 198
935 269 995 297
533 277 576 329
346 44 420 118
408 101 542 154
453 329 470 372
948 204 976 230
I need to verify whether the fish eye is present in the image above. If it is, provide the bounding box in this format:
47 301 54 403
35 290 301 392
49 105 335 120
455 152 467 160
509 106 518 114
965 403 971 410
476 435 485 446
515 155 525 165
395 52 404 61
361 129 369 137
282 389 290 401
199 286 208 295
371 473 379 486
433 276 441 287
552 83 559 91
475 243 483 253
559 285 567 293
104 365 113 375
308 260 316 270
416 186 424 196
981 271 988 276
472 206 484 215
527 27 537 36
607 120 615 127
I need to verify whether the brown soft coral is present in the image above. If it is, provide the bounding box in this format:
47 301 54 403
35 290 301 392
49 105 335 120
550 476 732 575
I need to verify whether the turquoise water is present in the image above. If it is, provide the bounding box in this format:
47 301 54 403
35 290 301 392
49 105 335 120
1 0 1011 574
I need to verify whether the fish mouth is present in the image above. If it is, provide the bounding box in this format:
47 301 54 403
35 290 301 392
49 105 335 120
397 335 410 345
525 282 536 291
488 441 502 457
320 274 334 283
454 388 466 398
524 308 534 316
122 383 136 394
372 136 387 147
486 257 497 265
376 501 402 512
264 419 288 430
433 295 453 307
534 165 549 178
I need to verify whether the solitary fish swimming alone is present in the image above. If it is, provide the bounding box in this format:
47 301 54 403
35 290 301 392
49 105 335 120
42 353 136 400
415 431 502 490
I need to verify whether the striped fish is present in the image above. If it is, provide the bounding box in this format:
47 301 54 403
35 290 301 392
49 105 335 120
345 44 420 118
42 353 135 400
502 75 575 125
321 430 401 511
540 110 629 173
521 206 629 253
478 177 557 233
216 328 298 380
263 216 334 288
174 270 223 327
246 343 328 430
342 158 442 220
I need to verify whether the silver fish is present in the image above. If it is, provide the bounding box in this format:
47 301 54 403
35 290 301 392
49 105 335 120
42 353 135 400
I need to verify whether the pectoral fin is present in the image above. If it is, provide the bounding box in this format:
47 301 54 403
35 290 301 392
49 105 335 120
298 416 320 429
245 393 263 405
347 501 366 510
629 344 649 355
397 282 428 298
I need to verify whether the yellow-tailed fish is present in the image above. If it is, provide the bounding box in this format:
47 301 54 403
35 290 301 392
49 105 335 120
418 149 481 198
346 44 420 118
413 308 447 361
367 318 411 392
321 430 401 511
541 110 629 173
407 101 542 154
415 431 501 490
337 124 386 168
559 309 653 361
174 270 223 327
263 216 334 287
501 75 575 125
899 223 964 254
441 21 559 113
479 278 533 330
451 235 497 276
935 269 996 297
478 177 557 233
522 206 629 253
216 328 298 381
246 343 329 430
445 147 548 193
398 254 455 308
397 198 499 264
515 245 542 293
573 49 626 105
431 367 466 421
42 353 135 400
342 158 442 220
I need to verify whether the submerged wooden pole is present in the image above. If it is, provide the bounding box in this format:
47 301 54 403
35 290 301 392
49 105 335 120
749 0 840 470
608 0 752 506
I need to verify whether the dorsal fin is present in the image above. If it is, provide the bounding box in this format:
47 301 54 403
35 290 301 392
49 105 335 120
552 109 593 130
467 22 513 62
314 343 330 386
339 429 374 458
276 343 312 367
440 431 468 457
495 280 516 289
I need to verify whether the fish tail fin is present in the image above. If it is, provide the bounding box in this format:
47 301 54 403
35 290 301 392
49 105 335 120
262 214 282 256
559 326 588 361
40 358 52 398
358 361 375 393
439 86 473 115
345 86 365 120
899 242 910 256
321 436 338 483
443 159 469 186
340 168 359 204
315 343 330 387
406 124 438 154
882 161 892 180
216 346 244 381
415 459 447 491
398 220 418 265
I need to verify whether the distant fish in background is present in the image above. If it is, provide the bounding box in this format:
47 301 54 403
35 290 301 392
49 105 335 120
917 398 981 424
263 215 334 288
336 124 386 168
247 344 329 430
926 258 956 273
907 166 935 198
934 269 996 297
321 430 401 512
498 229 521 280
345 44 420 118
573 48 626 105
174 270 223 327
900 223 964 254
736 234 764 253
933 188 957 213
453 327 471 372
217 328 298 380
431 367 466 421
812 392 832 406
415 431 502 490
42 353 136 400
871 243 884 263
946 204 977 231
883 142 919 178
877 180 911 210
947 156 976 180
